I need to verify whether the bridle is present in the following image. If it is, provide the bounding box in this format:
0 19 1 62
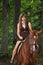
29 33 37 54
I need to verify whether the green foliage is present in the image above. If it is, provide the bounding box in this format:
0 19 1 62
0 0 42 58
8 0 14 51
21 0 41 30
0 1 2 48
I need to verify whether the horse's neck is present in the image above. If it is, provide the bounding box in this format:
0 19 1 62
25 36 29 46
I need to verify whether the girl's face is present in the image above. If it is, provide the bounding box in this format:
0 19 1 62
21 16 26 23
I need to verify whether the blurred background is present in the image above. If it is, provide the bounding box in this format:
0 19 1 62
0 0 43 65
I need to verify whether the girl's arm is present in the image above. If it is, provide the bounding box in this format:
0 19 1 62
28 22 32 32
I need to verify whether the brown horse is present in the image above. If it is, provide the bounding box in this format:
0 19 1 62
17 30 42 65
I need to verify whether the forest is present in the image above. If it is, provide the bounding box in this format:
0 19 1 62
0 0 43 65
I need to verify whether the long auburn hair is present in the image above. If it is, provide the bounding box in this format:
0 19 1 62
18 13 28 29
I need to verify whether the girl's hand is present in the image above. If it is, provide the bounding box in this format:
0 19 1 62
19 36 23 40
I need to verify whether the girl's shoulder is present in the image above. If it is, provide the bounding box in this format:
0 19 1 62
28 22 31 25
17 22 20 28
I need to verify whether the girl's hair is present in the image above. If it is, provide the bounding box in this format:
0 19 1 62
18 12 28 28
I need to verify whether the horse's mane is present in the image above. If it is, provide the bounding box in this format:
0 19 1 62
33 30 38 33
32 30 38 35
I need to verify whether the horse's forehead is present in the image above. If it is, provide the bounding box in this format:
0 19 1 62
29 31 38 38
32 31 38 36
29 33 38 39
33 33 38 38
33 30 38 35
34 35 36 38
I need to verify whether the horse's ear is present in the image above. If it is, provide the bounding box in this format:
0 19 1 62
38 29 42 34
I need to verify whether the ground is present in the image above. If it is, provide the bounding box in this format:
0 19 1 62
0 56 16 65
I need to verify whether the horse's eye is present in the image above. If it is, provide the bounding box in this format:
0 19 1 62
34 36 36 38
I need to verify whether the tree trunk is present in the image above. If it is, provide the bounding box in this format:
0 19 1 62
38 0 43 65
13 0 21 44
1 0 10 53
40 1 43 65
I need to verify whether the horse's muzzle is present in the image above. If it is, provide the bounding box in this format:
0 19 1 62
30 44 36 54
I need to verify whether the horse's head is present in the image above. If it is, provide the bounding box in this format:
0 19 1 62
29 29 42 44
29 29 42 53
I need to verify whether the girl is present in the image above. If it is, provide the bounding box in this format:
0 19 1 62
10 12 32 63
